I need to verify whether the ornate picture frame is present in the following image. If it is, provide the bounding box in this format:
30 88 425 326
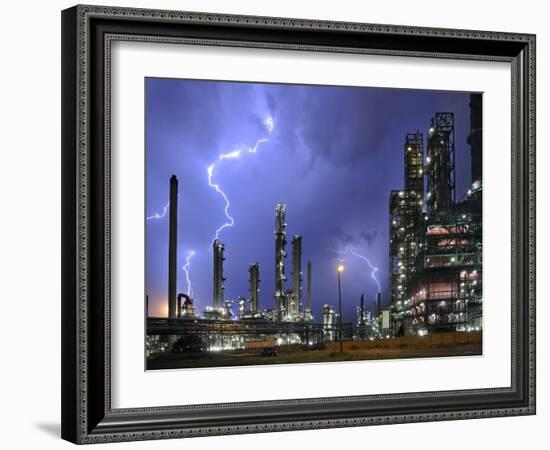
61 5 536 444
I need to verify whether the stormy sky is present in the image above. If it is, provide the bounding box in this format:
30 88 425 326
145 78 473 321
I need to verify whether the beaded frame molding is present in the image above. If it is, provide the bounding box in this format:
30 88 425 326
61 4 536 444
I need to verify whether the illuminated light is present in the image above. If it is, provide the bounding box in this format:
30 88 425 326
407 146 412 151
450 257 456 263
399 191 404 197
426 192 432 198
462 214 467 219
429 127 435 134
337 264 344 273
426 156 431 163
467 189 472 196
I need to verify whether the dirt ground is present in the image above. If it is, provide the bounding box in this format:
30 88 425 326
147 341 482 370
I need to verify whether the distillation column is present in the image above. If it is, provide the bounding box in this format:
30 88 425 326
305 261 313 318
213 239 225 310
291 235 303 318
248 263 260 314
274 204 287 321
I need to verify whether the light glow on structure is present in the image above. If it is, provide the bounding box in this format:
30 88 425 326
341 246 382 293
207 116 274 243
182 250 195 298
146 200 169 220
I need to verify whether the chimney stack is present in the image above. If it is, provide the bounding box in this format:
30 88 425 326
168 175 178 319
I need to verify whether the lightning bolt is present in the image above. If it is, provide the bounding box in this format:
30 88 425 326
146 200 169 221
342 246 382 293
182 251 195 298
207 116 274 243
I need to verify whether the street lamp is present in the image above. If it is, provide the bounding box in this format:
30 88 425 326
337 264 344 352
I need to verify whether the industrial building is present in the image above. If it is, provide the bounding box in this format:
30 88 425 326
147 191 352 352
389 96 483 336
147 98 482 357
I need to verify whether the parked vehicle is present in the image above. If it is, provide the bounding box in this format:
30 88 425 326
259 347 277 357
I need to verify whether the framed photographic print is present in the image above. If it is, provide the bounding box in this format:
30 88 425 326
61 4 536 444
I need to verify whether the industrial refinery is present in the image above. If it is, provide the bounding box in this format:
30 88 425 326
147 191 355 360
388 95 482 337
146 95 482 369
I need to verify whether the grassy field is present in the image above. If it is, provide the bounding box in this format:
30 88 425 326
147 341 482 370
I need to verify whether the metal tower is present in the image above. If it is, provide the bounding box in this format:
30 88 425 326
248 263 260 314
291 235 303 318
427 112 455 213
168 175 178 319
212 239 225 309
274 204 287 321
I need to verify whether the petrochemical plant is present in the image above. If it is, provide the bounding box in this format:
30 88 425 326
147 191 356 353
388 95 482 337
147 95 482 356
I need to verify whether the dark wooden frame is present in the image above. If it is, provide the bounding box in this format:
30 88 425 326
61 4 536 444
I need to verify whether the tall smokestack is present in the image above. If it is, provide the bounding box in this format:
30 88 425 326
168 175 178 319
291 235 302 317
249 263 260 314
468 94 482 185
274 204 287 321
306 261 312 312
376 292 381 318
213 239 225 309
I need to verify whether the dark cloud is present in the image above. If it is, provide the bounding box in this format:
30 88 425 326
360 230 378 247
265 91 277 114
146 78 472 318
